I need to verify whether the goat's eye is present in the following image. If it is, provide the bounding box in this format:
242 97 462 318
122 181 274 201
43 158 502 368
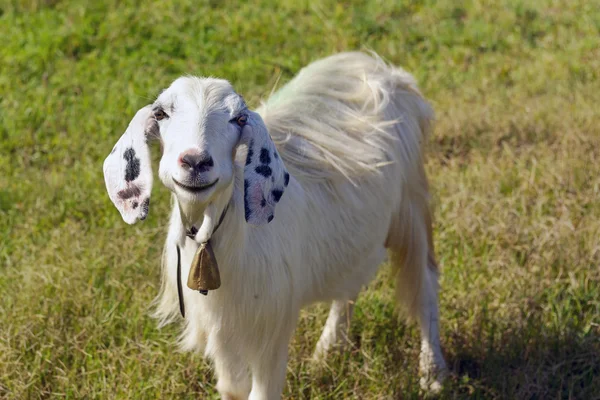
154 109 168 121
236 115 247 126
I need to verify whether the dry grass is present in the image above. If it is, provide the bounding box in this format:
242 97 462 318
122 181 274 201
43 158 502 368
1 0 599 398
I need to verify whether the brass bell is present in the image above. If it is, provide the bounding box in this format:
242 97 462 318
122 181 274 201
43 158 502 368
187 241 221 293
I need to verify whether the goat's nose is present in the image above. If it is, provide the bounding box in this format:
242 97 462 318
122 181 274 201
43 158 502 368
178 150 214 172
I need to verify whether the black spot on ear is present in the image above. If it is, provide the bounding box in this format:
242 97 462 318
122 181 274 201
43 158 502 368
245 139 254 166
123 148 141 182
255 165 272 177
260 198 267 208
274 152 278 159
284 172 290 187
117 185 141 200
259 148 271 165
244 179 251 221
272 189 283 203
268 215 274 223
140 198 150 220
132 201 139 209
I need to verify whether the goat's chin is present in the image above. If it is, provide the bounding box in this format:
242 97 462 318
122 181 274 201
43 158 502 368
173 184 216 205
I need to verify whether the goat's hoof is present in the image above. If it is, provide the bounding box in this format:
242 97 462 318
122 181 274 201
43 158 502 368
312 336 351 364
311 346 329 364
418 367 448 396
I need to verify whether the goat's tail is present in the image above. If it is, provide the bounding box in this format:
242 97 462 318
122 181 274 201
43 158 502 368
381 55 439 319
386 188 439 319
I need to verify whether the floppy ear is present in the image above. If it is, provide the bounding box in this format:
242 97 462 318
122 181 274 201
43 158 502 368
238 110 290 226
103 105 155 225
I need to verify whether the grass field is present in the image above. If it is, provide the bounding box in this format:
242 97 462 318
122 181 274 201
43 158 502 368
1 0 599 398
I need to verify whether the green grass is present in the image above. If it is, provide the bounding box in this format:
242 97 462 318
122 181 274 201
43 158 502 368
1 0 599 398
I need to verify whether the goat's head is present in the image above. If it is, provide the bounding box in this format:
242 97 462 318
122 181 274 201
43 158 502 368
103 77 289 226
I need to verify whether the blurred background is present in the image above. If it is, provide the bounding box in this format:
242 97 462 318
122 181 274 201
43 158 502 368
1 0 599 398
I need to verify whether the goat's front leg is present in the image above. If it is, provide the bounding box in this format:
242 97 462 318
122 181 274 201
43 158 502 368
248 329 293 400
214 346 251 400
312 297 356 362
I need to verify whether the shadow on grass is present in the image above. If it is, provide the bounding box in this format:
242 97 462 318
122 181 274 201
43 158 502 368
441 317 600 399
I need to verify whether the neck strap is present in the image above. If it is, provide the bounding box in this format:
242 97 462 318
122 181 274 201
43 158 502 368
176 203 229 318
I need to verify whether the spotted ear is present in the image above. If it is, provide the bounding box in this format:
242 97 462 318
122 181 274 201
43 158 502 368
238 110 289 226
103 105 155 225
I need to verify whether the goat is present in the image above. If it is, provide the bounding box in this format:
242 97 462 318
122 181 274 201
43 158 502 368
103 51 448 399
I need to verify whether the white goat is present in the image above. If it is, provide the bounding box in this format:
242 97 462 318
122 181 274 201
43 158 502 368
103 51 448 399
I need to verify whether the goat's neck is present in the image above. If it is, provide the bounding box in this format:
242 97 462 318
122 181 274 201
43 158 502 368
175 182 234 245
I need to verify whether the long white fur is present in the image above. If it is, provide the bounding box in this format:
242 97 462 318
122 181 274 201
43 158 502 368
150 51 448 399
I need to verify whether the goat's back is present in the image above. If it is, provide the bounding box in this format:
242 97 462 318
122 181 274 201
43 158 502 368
257 51 433 192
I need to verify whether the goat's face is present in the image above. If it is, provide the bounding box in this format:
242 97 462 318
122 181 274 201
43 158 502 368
152 77 247 205
103 76 290 226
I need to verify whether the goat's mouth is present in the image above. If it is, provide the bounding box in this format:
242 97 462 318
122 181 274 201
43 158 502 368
173 178 219 193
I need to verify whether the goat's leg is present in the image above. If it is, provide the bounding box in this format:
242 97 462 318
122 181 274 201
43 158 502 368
387 195 448 393
247 330 293 400
391 249 448 393
312 248 385 362
214 347 251 400
416 264 448 393
312 297 356 362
